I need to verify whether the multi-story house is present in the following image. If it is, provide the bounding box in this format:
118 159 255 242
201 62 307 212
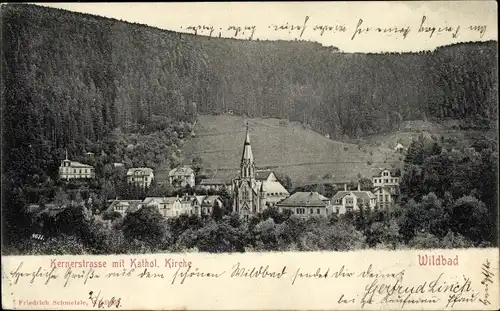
127 167 154 188
331 184 377 215
59 154 95 180
371 168 401 209
142 196 184 218
168 166 195 188
196 195 223 216
276 192 332 218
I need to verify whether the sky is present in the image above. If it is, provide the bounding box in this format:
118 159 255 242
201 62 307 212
37 2 497 53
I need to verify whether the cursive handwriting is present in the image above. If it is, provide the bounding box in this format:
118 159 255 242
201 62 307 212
9 262 58 286
171 265 226 285
478 259 494 306
361 272 474 308
181 15 487 42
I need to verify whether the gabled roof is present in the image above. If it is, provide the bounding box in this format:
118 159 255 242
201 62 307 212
169 166 194 177
142 197 179 206
262 180 289 195
127 167 154 176
331 191 376 202
106 200 142 213
201 195 222 206
277 192 329 207
371 168 401 177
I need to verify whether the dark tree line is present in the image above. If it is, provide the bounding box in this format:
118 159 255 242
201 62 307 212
1 4 498 249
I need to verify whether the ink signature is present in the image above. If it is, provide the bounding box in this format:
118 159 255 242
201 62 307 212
478 259 494 306
88 291 122 308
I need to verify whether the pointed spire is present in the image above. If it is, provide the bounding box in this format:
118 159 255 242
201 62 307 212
245 121 251 145
241 122 253 162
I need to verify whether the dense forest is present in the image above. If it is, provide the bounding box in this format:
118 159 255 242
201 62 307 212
1 4 498 250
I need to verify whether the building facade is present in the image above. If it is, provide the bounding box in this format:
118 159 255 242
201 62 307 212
59 154 95 180
168 166 195 188
331 185 377 215
232 125 289 220
106 200 142 215
127 167 154 188
276 192 332 218
199 179 233 193
371 168 401 208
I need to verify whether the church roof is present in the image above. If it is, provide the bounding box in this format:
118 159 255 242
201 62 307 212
255 170 273 180
262 181 289 195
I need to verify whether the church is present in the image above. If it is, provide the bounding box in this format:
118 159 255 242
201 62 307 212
232 124 289 220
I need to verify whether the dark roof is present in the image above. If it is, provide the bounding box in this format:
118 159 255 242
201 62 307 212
277 192 329 207
200 179 231 185
371 168 401 177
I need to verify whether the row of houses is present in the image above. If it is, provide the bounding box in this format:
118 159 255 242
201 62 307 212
106 194 223 219
275 177 398 218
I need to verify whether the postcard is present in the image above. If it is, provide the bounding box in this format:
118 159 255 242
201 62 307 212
1 1 498 310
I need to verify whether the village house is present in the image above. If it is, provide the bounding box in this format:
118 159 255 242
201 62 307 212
232 124 290 220
371 168 401 208
276 192 332 218
331 184 377 215
127 167 154 188
168 166 195 188
142 196 184 218
106 200 143 215
59 152 95 180
197 195 223 216
141 195 222 218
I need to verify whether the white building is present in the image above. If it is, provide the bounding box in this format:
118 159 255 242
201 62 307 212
168 166 195 188
371 168 401 208
106 200 142 215
127 167 154 188
59 152 95 180
331 185 377 215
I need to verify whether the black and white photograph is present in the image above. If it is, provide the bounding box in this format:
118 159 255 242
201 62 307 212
1 2 498 257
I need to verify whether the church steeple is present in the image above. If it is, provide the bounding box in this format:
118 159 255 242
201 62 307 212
240 122 255 179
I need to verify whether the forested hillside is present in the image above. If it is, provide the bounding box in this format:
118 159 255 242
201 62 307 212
1 4 497 183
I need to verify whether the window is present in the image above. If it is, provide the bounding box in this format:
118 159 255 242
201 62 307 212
310 208 313 214
145 177 148 182
317 208 320 214
384 179 389 183
346 207 353 213
73 169 76 173
336 207 340 214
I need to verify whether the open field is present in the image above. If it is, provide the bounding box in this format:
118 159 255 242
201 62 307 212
181 115 403 186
